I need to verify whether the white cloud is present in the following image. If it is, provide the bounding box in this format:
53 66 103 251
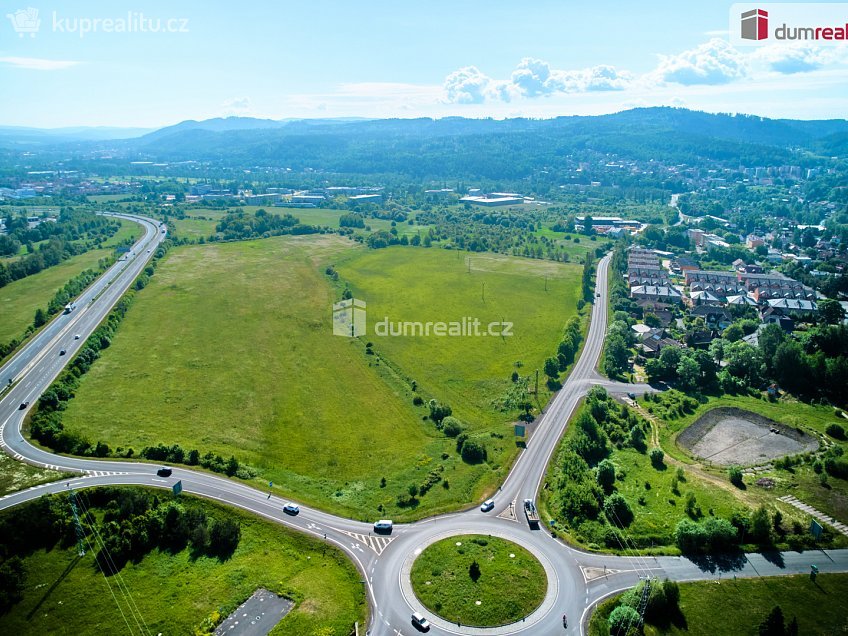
0 57 79 71
443 66 502 104
442 58 632 103
651 38 747 85
751 44 848 75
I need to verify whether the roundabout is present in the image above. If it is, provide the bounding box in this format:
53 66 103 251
401 529 556 634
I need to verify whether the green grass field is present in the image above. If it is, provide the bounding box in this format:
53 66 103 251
410 535 546 626
0 490 366 635
60 237 581 519
0 247 113 344
590 574 848 636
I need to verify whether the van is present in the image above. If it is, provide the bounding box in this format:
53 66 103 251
373 520 393 533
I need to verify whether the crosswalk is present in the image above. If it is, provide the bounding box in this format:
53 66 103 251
338 530 394 555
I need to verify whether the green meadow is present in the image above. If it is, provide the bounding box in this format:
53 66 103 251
60 236 581 519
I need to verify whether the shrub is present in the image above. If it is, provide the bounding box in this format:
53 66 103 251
826 423 846 440
596 459 616 492
608 605 641 636
441 416 464 438
460 439 487 464
603 493 634 527
729 466 744 488
650 448 665 468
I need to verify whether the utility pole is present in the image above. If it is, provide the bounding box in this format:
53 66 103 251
482 282 485 302
545 275 548 292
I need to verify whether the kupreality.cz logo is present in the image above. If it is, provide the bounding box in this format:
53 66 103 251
731 3 848 45
5 6 190 39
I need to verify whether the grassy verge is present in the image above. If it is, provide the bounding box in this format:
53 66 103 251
0 453 67 496
589 574 848 636
410 535 546 626
0 488 366 635
60 236 581 520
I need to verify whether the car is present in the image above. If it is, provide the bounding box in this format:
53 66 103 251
411 612 430 632
283 503 299 515
373 519 393 534
627 392 636 400
480 499 495 512
74 334 80 340
19 401 29 410
156 467 173 477
59 349 66 356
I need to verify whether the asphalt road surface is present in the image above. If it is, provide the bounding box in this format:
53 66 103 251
0 222 845 636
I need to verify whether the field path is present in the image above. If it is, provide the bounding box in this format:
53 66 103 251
628 399 761 509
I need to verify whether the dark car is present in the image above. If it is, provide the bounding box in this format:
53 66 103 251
156 467 173 477
19 401 29 410
59 349 66 356
283 503 300 516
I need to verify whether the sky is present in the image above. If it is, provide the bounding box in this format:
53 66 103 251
1 0 847 128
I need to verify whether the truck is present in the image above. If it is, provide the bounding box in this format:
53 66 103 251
523 498 540 527
63 302 76 314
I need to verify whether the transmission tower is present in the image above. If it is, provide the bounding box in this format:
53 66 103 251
68 490 87 557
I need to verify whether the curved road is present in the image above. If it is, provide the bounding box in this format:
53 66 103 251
0 220 845 636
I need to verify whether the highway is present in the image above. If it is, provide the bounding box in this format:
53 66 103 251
0 222 846 636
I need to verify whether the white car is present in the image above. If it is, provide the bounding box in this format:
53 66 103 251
411 612 430 631
283 503 299 515
480 499 495 512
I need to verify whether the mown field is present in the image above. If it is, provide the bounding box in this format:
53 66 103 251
590 574 848 636
0 490 366 635
60 236 581 519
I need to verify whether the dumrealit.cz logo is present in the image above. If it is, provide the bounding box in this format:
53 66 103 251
732 4 848 45
332 298 366 337
741 8 768 40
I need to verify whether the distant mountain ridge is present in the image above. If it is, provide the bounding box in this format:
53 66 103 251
2 109 847 178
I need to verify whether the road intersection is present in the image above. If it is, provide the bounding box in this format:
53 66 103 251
0 216 845 635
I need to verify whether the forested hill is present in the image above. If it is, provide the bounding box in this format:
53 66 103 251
126 108 848 173
3 108 848 178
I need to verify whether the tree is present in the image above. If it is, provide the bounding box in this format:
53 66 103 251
684 492 698 518
604 493 634 527
629 425 647 453
644 312 661 328
544 356 560 379
596 459 616 492
209 518 241 558
33 307 47 328
676 355 700 392
758 323 786 376
608 605 640 636
225 455 239 476
469 559 481 582
650 448 665 468
725 341 764 387
818 298 846 325
603 334 630 378
750 505 773 545
723 323 744 343
428 400 452 425
408 484 419 499
0 556 25 612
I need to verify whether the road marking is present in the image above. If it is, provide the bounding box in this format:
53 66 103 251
337 529 394 555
